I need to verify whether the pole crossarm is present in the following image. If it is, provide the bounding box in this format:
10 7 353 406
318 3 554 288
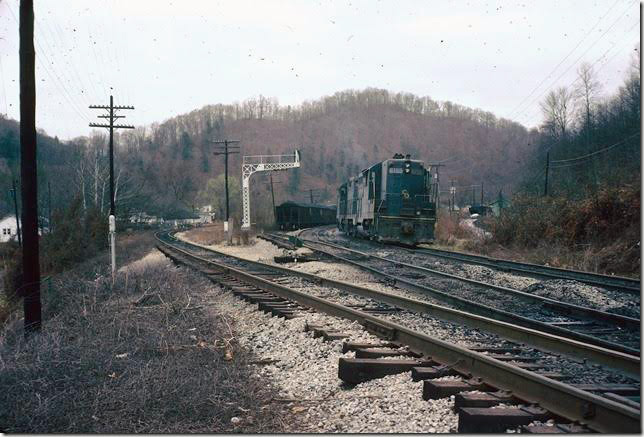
89 105 134 110
96 114 126 119
89 123 135 129
241 150 301 229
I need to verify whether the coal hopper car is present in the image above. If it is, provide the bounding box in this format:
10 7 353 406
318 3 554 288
276 201 336 230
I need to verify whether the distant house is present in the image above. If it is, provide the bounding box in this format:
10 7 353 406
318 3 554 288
0 215 47 242
0 215 19 243
163 209 203 228
129 212 162 225
198 205 215 223
489 193 511 217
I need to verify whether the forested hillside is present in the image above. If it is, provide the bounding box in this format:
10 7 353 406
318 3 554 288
517 58 640 198
485 54 640 276
112 89 534 225
1 63 637 229
0 117 75 221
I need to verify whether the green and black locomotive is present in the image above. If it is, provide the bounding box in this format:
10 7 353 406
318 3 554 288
337 154 439 245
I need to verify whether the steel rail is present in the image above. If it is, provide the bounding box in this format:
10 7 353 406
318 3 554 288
262 233 639 357
414 246 640 294
155 233 640 433
166 232 639 378
292 235 639 329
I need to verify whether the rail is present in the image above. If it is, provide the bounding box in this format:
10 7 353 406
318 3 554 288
415 247 640 294
155 232 640 433
298 236 639 330
170 232 639 377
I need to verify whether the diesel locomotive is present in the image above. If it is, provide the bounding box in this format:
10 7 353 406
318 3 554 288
336 154 439 245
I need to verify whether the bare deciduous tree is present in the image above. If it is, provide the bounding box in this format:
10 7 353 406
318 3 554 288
574 63 602 144
540 87 574 141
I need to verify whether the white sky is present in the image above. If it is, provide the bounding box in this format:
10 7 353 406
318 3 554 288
0 0 640 140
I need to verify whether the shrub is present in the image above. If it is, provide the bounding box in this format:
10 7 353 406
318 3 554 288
487 184 640 275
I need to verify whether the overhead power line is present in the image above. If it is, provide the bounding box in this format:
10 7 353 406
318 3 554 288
519 19 640 124
6 1 92 123
549 131 639 167
506 0 623 119
512 0 636 122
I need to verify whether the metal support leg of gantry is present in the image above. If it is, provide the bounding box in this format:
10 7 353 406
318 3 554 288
241 150 301 229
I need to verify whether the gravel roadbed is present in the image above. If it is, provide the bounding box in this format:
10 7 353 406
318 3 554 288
203 282 459 433
178 232 638 383
175 232 638 425
309 228 640 319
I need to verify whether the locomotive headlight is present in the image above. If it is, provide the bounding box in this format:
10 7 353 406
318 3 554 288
416 211 421 215
404 163 411 174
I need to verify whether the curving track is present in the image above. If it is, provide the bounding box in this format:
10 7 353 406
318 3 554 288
154 231 640 433
264 229 640 358
414 246 640 294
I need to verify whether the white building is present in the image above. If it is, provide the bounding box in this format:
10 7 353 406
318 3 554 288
0 215 20 243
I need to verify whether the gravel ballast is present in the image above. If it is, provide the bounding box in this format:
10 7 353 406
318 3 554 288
177 231 637 382
172 230 639 433
204 284 459 433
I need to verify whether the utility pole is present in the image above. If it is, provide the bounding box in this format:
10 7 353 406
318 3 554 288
11 179 21 246
47 181 52 233
20 0 41 335
471 185 475 206
212 139 240 243
450 180 456 215
480 182 484 205
544 151 550 197
269 173 276 225
309 189 314 204
89 96 134 278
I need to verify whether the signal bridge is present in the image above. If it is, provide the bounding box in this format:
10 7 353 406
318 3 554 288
241 150 301 229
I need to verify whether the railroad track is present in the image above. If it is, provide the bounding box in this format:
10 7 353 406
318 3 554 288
155 231 640 433
262 231 640 358
412 245 640 295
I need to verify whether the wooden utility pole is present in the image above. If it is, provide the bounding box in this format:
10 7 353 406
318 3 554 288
269 173 276 224
47 181 52 233
11 179 21 246
450 180 456 214
89 96 134 278
480 182 484 205
309 189 314 204
20 0 41 334
544 151 550 197
212 139 240 239
89 96 134 216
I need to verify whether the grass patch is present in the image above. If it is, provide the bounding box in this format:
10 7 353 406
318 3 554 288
0 234 288 433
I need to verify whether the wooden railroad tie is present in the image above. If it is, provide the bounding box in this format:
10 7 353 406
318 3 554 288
338 358 434 384
458 405 553 433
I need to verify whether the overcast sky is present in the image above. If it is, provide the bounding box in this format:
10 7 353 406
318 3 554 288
0 0 639 140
